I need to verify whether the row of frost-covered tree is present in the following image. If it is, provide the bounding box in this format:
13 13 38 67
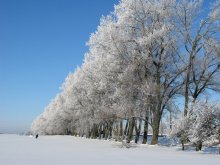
31 0 220 150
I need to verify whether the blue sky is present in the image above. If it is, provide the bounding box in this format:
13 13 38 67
0 0 118 133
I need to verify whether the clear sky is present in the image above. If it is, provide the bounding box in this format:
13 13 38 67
0 0 118 133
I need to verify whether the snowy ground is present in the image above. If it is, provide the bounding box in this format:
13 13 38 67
0 134 219 165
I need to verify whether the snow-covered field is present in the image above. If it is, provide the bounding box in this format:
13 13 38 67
0 134 219 165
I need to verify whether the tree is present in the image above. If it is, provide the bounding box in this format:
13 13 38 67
171 100 220 151
188 101 220 151
170 114 192 150
173 0 220 116
31 0 220 147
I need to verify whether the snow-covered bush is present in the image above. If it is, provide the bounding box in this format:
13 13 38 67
170 115 192 150
171 101 220 151
189 101 220 151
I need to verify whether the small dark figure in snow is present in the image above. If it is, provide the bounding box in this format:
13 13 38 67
35 134 38 139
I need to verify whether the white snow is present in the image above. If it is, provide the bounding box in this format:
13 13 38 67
0 134 219 165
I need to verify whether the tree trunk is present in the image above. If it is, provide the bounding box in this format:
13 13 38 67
98 124 102 139
184 77 189 117
142 115 149 144
151 111 161 145
135 118 142 143
151 65 162 145
219 137 220 154
124 119 129 136
90 126 94 139
91 124 98 139
189 98 196 114
184 53 193 116
169 111 172 130
104 123 109 140
120 120 123 137
218 144 220 154
115 121 119 141
88 129 92 138
127 117 135 143
102 124 105 139
195 141 202 151
109 121 113 139
181 140 185 150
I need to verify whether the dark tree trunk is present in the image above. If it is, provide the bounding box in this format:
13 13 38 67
181 140 185 150
169 111 172 130
151 111 161 145
104 123 109 140
91 124 98 139
195 141 202 151
88 129 92 138
184 53 194 117
142 115 149 144
81 131 84 137
90 127 94 139
102 124 105 139
127 117 135 143
184 78 189 117
219 137 220 154
120 120 123 137
124 119 129 136
135 118 142 143
151 65 162 145
98 124 102 139
109 121 113 139
115 121 119 141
